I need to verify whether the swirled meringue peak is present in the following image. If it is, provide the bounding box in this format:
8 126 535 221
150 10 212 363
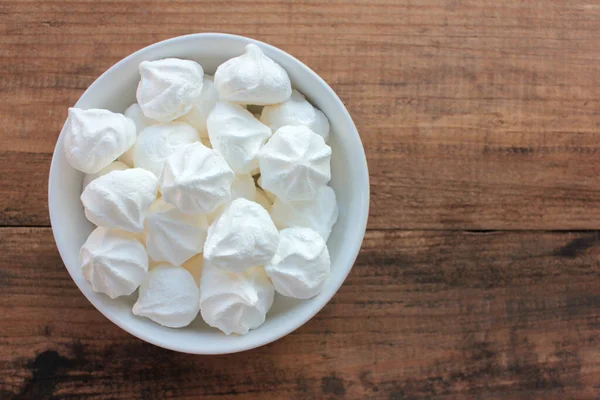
133 122 200 177
200 265 274 335
161 142 235 214
145 198 209 266
204 198 279 273
260 89 330 142
63 108 136 174
119 103 158 166
81 168 159 233
136 58 204 122
80 227 148 299
214 43 292 105
265 228 330 299
270 185 339 242
207 101 272 173
132 265 200 328
83 160 129 189
177 75 219 137
258 125 331 202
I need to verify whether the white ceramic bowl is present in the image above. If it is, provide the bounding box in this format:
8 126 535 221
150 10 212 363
48 33 369 354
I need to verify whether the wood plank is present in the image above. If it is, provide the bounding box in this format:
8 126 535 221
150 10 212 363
0 152 50 226
3 1 600 228
1 227 600 399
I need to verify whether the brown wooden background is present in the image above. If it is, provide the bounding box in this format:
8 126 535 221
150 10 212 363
2 0 600 399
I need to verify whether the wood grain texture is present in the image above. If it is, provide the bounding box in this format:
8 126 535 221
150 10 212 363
2 0 600 228
2 228 600 399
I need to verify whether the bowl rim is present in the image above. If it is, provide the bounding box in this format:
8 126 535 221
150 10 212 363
48 32 370 354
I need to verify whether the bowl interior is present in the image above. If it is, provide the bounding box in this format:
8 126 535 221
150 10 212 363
49 33 369 354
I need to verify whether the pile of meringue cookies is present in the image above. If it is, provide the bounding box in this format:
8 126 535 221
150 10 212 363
64 44 339 335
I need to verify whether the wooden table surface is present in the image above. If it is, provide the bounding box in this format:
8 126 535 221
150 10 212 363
2 0 600 399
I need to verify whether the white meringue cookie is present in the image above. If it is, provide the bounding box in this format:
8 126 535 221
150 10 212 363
136 58 204 122
80 227 148 299
83 161 129 189
177 75 218 137
214 43 292 105
133 122 201 177
161 142 235 214
81 168 159 233
125 103 157 130
132 265 200 328
258 125 331 202
145 198 209 266
207 101 272 173
270 185 339 241
200 265 274 335
63 108 136 174
260 89 330 142
119 103 158 166
204 198 279 273
265 228 330 299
